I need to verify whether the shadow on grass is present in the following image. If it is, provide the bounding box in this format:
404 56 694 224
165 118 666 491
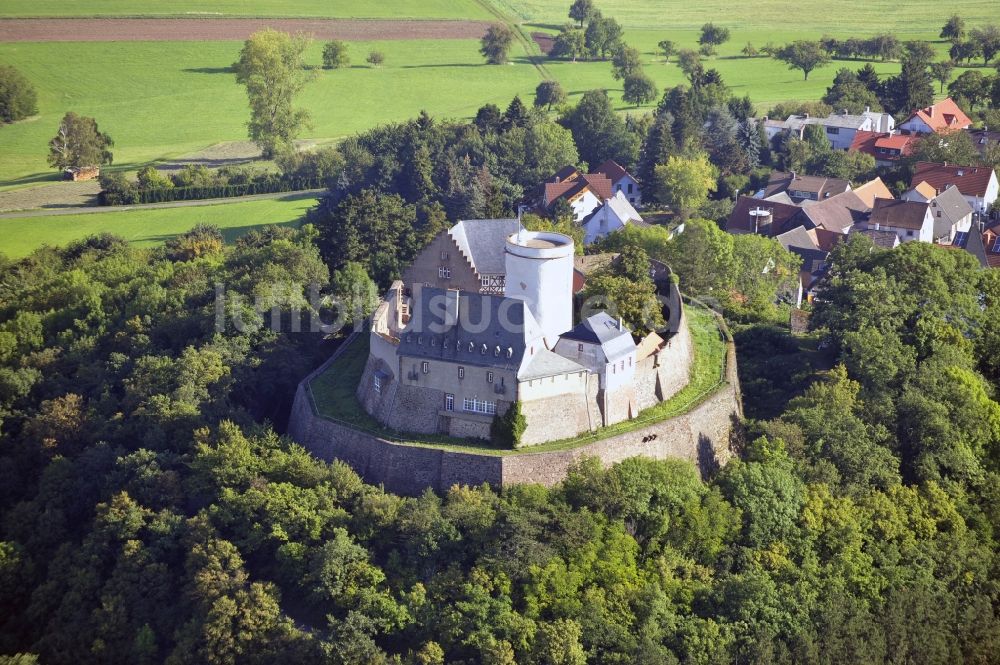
0 171 62 189
134 219 303 246
182 66 235 74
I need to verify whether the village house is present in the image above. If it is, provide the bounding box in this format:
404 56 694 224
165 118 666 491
580 191 646 245
899 97 972 134
910 162 999 215
969 128 1000 160
541 168 612 222
901 184 974 244
849 131 919 167
763 108 895 150
760 171 852 204
592 159 643 207
855 198 934 244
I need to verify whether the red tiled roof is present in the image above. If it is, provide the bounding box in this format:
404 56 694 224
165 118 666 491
592 159 630 185
983 229 1000 268
547 165 580 183
580 173 613 201
849 131 916 161
543 173 613 207
911 161 997 198
903 97 972 132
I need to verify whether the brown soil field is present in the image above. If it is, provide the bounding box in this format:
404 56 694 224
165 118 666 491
0 18 491 42
531 32 554 55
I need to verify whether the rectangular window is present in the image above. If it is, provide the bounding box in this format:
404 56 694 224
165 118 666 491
458 366 465 379
481 275 490 289
826 126 839 134
627 183 634 193
438 266 451 279
373 374 382 394
445 394 454 411
463 398 496 414
577 343 584 353
421 361 429 374
487 371 494 383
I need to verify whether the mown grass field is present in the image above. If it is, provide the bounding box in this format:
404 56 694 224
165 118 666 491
0 0 495 19
0 194 315 258
0 39 541 188
494 0 999 33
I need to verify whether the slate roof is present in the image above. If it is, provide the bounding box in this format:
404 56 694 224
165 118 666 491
930 185 974 237
448 218 520 275
398 287 530 370
798 191 870 233
603 190 643 223
903 97 972 132
857 228 900 248
561 312 635 362
869 199 929 231
962 225 989 268
911 162 997 198
518 347 587 380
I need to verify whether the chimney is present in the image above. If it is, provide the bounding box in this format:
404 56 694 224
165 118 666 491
842 109 848 116
804 113 809 119
618 316 623 331
930 106 935 117
865 106 871 113
790 171 797 179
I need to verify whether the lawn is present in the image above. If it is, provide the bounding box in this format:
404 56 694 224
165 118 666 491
308 304 729 455
0 39 541 188
493 0 999 33
0 193 316 258
0 0 494 19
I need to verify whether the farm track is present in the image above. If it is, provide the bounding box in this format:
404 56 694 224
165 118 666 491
0 18 491 42
0 188 324 219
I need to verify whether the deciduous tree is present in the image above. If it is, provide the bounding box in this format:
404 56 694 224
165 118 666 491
234 29 315 158
322 40 350 69
775 41 831 81
480 23 515 65
46 112 114 170
0 64 37 123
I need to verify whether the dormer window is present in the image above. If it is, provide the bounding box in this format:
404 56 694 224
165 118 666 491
481 343 487 355
494 345 501 357
468 342 474 352
506 347 513 358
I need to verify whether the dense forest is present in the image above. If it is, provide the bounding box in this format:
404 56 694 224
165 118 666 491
3 83 1000 663
1 217 1000 663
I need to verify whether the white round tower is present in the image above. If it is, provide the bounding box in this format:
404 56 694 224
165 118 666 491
504 230 575 347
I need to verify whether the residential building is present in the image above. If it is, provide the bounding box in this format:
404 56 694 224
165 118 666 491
969 128 1000 159
580 191 646 245
848 131 918 167
592 159 643 207
899 97 972 134
856 198 934 243
761 171 852 204
796 191 871 234
910 162 999 214
726 195 803 236
763 108 895 150
852 177 894 208
542 172 612 222
926 186 974 244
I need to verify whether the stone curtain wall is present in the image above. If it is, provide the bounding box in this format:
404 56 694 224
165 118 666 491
288 322 741 496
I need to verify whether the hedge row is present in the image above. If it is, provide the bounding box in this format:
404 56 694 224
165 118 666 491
99 176 326 206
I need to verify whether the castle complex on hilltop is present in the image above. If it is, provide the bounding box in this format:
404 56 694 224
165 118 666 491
356 219 693 446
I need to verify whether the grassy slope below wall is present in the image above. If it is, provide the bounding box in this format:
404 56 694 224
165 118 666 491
0 194 315 258
309 305 728 455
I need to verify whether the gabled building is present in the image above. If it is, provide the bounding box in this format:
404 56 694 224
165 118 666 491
969 128 1000 159
796 191 871 234
761 171 852 204
849 131 918 167
899 97 972 134
762 108 895 150
856 198 934 243
403 218 521 295
910 162 999 214
542 172 613 222
919 185 974 244
580 191 646 245
592 159 642 207
852 177 894 208
726 195 803 236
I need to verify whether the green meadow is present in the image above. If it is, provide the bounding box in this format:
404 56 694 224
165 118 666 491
494 0 999 33
0 39 541 188
0 194 315 258
0 0 494 19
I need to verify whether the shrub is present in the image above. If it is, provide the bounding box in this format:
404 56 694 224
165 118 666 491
366 51 385 67
322 40 350 69
491 401 527 449
0 65 38 123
